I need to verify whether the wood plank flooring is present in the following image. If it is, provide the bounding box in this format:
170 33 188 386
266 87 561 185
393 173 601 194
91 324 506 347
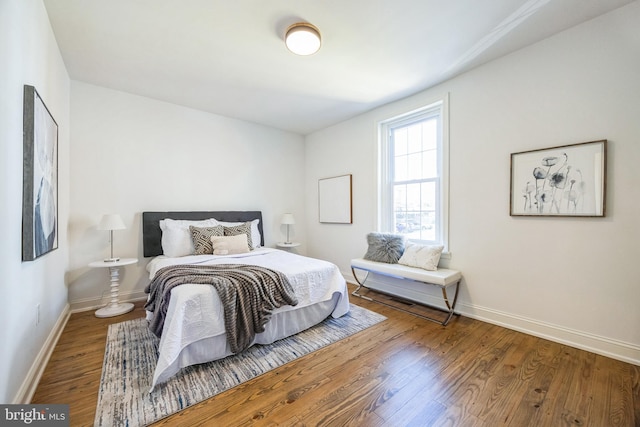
32 285 640 426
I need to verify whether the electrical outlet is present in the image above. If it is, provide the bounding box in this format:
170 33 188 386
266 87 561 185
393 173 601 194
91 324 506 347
36 303 40 326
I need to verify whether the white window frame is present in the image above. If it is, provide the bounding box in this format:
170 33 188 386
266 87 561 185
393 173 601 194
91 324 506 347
378 94 450 253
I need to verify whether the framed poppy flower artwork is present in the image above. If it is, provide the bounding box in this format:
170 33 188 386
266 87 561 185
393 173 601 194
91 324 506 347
510 140 607 217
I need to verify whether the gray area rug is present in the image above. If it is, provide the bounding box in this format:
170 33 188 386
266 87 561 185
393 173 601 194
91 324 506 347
94 304 386 426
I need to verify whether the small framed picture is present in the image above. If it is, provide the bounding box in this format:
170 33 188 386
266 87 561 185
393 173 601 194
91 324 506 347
510 140 606 217
318 174 352 224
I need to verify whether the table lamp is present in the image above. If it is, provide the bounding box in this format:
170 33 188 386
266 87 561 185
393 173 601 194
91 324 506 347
98 214 125 262
281 213 295 244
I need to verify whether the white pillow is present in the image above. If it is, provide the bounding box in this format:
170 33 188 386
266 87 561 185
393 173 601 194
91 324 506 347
211 234 250 255
159 218 218 257
398 243 444 271
213 219 261 249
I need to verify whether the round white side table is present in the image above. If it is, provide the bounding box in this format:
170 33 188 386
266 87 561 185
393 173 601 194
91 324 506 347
89 258 138 318
276 242 300 248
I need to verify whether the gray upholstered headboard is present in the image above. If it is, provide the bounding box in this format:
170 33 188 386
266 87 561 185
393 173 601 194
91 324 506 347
142 211 264 257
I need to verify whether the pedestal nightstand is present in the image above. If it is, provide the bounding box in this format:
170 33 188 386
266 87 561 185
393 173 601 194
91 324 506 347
89 258 138 318
276 242 300 249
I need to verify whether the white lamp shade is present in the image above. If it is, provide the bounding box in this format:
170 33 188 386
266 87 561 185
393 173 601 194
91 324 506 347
281 213 295 225
98 214 126 231
285 23 321 55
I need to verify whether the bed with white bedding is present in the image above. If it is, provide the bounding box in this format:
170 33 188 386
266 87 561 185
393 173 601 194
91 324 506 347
142 211 349 389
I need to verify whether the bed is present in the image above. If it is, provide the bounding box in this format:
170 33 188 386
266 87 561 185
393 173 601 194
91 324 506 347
142 211 350 389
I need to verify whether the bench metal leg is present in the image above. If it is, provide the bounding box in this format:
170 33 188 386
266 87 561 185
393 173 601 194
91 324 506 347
440 280 460 325
350 266 460 326
351 267 370 299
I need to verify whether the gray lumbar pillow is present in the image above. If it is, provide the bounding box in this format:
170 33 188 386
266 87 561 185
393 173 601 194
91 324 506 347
363 232 406 263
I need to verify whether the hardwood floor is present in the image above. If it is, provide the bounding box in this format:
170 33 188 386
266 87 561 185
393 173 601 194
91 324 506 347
33 286 640 426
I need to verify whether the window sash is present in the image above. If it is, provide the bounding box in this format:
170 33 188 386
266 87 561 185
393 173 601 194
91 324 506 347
379 96 449 249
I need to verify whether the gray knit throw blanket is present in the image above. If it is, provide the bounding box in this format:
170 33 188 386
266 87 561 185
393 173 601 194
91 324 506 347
144 264 298 353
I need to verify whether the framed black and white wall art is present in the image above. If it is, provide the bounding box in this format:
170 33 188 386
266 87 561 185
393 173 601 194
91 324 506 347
22 85 59 261
510 140 606 217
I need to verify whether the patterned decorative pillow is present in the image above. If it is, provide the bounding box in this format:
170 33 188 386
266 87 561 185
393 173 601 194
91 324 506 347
189 225 224 255
363 232 405 264
398 243 444 271
223 222 253 249
215 219 262 249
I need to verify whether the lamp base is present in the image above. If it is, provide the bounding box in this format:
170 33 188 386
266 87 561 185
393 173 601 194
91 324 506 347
103 257 120 262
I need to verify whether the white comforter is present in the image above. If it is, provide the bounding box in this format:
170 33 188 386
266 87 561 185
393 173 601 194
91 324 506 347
146 248 349 388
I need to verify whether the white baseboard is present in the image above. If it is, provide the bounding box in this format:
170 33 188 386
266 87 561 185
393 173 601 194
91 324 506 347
457 302 640 366
14 291 148 403
14 304 70 404
69 290 148 313
344 271 640 366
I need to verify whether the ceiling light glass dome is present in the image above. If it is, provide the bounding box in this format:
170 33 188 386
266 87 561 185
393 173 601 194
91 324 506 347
285 23 321 55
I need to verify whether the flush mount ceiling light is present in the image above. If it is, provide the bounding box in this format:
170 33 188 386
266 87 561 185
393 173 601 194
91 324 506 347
285 23 321 55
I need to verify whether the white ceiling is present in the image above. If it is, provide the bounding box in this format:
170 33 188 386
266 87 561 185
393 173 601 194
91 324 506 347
43 0 633 135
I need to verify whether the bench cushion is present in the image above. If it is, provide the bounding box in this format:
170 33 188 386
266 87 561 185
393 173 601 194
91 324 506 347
351 258 461 287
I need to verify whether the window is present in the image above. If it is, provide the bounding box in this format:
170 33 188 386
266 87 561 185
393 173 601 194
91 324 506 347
379 96 449 249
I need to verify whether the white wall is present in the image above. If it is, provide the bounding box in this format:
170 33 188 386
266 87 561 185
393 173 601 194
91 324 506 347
0 0 70 403
68 82 306 309
305 3 640 364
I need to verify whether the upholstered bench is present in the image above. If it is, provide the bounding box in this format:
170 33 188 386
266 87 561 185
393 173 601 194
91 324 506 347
350 258 462 326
